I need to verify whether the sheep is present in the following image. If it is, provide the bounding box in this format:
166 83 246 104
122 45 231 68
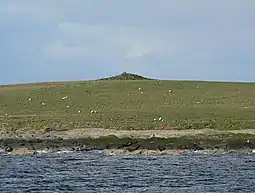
62 96 68 100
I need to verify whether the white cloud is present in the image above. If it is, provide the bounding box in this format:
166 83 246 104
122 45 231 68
43 23 160 60
42 21 222 63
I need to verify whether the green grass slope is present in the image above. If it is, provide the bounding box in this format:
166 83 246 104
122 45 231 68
1 73 255 131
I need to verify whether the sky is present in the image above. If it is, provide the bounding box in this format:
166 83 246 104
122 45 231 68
1 0 255 84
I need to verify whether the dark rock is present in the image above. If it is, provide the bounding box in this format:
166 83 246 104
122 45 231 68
158 145 166 151
71 143 106 152
178 143 204 151
36 139 43 143
193 143 204 151
96 144 110 150
226 139 246 149
140 143 161 150
117 141 133 149
44 127 52 133
79 146 94 151
245 140 254 149
72 145 88 152
125 144 141 152
5 146 13 152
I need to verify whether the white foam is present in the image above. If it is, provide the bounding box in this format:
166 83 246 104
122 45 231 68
193 150 207 154
55 150 72 154
36 150 50 154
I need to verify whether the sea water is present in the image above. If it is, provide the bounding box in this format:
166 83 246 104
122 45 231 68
0 151 254 192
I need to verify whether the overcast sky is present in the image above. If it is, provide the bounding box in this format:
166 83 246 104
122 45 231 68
1 0 255 84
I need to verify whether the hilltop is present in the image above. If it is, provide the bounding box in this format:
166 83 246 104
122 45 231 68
99 72 153 81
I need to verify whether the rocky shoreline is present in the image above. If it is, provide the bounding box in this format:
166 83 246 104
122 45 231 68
1 134 255 156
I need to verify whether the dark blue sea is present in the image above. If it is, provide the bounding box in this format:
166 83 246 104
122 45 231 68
0 151 254 193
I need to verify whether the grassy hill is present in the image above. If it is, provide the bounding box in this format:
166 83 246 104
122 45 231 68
1 73 255 131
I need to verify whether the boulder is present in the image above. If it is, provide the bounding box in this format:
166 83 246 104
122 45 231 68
72 145 92 151
103 149 128 156
138 149 160 155
161 149 185 155
103 148 185 156
5 146 13 152
132 149 185 156
9 147 37 155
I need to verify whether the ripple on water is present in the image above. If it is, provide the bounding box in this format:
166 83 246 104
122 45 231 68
0 153 254 192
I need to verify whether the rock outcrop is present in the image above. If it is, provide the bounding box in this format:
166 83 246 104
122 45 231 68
103 149 185 156
9 147 37 155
